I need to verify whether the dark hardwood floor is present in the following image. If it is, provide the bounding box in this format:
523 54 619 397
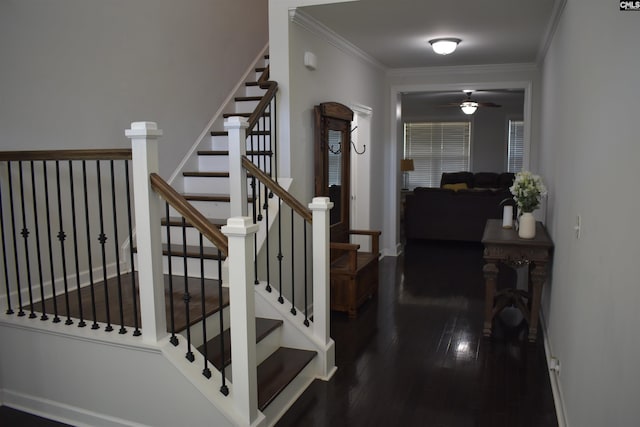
276 240 558 427
1 240 557 426
0 406 71 427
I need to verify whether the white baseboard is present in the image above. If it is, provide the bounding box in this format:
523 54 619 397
540 311 569 427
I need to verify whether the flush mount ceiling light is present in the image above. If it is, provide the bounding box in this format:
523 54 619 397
429 38 461 55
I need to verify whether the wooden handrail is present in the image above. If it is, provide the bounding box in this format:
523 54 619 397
247 66 277 136
241 156 312 223
0 149 132 161
150 173 229 256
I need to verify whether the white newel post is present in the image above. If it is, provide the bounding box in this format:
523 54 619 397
225 117 249 218
309 197 336 378
126 122 167 343
222 217 259 425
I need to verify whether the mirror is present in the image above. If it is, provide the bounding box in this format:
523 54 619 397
314 102 353 242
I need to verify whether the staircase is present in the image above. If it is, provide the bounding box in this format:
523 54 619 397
0 50 335 427
147 54 323 424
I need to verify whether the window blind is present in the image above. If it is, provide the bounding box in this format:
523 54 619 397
328 131 342 186
403 122 471 188
508 120 524 173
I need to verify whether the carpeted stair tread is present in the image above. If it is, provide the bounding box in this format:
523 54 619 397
197 317 283 371
257 347 317 411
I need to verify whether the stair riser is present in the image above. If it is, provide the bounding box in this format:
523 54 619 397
163 226 224 249
210 135 271 151
132 254 223 279
171 200 232 218
181 304 231 349
212 322 283 384
222 117 269 131
210 135 229 151
261 358 316 423
234 100 260 114
245 85 267 98
162 255 224 279
198 156 229 171
256 326 282 367
183 176 253 195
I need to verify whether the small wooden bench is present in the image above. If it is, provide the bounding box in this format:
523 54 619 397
330 230 381 318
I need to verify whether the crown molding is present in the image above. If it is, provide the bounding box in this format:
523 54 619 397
387 62 539 79
536 0 568 65
289 9 386 71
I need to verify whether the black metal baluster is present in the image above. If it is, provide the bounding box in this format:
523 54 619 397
264 184 271 293
272 92 278 186
182 217 194 362
251 174 259 285
199 233 211 379
124 160 140 336
109 160 126 334
166 202 178 346
290 207 296 315
18 162 36 318
68 161 86 327
30 161 48 321
217 247 228 396
43 162 60 323
7 162 24 316
0 176 14 315
82 161 99 330
261 105 268 180
55 161 73 325
303 218 310 327
96 160 111 331
277 194 284 304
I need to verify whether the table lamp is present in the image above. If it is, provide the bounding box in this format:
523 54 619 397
401 158 414 190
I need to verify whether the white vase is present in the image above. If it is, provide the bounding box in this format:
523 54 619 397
518 212 536 239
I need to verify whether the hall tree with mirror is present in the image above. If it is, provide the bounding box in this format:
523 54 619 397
314 102 381 319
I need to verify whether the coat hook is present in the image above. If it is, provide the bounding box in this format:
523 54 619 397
351 126 366 155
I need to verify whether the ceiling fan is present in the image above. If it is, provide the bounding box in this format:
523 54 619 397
441 91 502 115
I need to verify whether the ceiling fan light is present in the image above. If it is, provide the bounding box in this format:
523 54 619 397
460 101 478 115
429 38 461 55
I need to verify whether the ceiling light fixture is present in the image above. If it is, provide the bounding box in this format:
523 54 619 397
460 101 478 115
429 38 461 55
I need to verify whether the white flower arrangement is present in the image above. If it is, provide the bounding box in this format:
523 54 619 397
510 171 547 213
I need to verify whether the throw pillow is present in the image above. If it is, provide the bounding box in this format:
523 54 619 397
442 182 468 191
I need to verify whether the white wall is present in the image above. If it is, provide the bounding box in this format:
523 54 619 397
0 323 237 426
287 13 388 252
539 1 640 426
0 0 268 177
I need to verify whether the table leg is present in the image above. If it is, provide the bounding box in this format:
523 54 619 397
482 262 499 337
528 262 547 342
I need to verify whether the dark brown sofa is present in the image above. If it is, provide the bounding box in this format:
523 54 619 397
404 172 514 242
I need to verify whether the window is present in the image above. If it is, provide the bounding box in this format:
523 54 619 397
507 120 524 172
403 122 471 188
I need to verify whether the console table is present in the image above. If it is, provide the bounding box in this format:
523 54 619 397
481 219 554 342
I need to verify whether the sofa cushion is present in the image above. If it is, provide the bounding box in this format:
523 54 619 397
442 182 468 191
440 171 474 188
473 172 500 188
498 172 515 189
